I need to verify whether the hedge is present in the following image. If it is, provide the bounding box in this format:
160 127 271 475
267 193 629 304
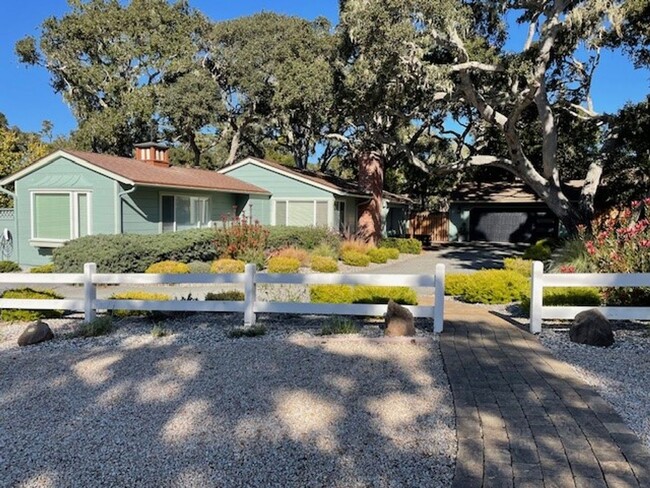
379 238 422 254
310 256 338 273
108 291 171 317
310 285 417 305
267 226 341 252
267 256 300 273
341 250 371 267
367 248 391 264
0 288 64 322
503 258 533 277
444 270 529 304
520 287 602 315
145 261 190 274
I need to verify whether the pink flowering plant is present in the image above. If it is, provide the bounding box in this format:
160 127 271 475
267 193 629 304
213 208 269 261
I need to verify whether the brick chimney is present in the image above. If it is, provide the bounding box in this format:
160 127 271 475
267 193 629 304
134 142 169 167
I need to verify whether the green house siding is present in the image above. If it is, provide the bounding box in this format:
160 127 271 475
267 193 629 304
14 156 117 266
224 163 332 199
234 194 271 226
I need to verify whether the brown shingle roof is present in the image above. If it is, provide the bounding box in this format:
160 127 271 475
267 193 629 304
66 150 269 194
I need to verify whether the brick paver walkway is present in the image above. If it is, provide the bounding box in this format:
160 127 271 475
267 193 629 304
440 302 650 487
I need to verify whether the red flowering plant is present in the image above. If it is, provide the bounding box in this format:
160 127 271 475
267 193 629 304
213 208 270 265
580 198 650 305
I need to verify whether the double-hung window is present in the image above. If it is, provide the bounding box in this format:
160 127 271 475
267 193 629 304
274 200 329 227
162 195 210 232
31 191 91 245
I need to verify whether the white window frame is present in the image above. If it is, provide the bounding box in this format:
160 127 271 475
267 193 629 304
160 193 211 232
30 190 93 247
271 198 332 227
334 200 346 231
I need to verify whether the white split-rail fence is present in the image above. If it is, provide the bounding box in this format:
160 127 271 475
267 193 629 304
0 263 447 333
529 261 650 334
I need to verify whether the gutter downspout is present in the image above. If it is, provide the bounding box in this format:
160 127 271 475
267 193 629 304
117 184 136 234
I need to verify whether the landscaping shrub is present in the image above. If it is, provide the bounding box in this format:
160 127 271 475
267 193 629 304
237 248 266 270
320 317 360 335
53 228 218 273
151 324 169 338
310 256 338 273
367 247 391 264
310 243 339 260
187 261 212 274
522 240 552 261
445 270 528 304
214 214 269 260
341 250 371 267
267 226 340 252
228 325 267 338
30 263 56 273
310 285 417 305
108 291 171 317
340 237 373 255
0 288 63 322
0 261 21 273
271 246 310 266
145 260 190 274
550 238 594 272
205 290 245 301
384 248 400 260
520 287 602 315
379 238 422 254
78 316 113 337
211 259 245 274
503 258 533 277
267 256 300 273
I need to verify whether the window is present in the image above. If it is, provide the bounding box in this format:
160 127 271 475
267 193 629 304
274 200 329 227
161 195 210 232
31 191 91 243
334 201 346 231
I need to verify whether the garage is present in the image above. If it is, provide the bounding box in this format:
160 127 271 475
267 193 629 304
469 206 558 243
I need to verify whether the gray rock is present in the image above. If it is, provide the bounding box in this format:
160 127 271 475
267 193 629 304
17 320 54 347
570 309 614 347
384 300 415 337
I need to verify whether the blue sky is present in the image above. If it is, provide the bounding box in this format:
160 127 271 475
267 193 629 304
1 0 647 138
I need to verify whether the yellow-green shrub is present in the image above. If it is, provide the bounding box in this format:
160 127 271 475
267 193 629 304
0 288 63 322
211 259 245 274
384 248 400 260
310 256 338 273
108 291 171 317
445 270 528 304
520 287 601 315
0 261 21 273
145 260 190 274
379 238 422 254
340 238 374 255
310 285 417 305
341 250 371 267
267 256 300 273
523 241 552 260
272 246 310 266
366 248 391 264
445 274 470 296
310 243 339 260
503 258 533 277
205 291 245 301
29 263 56 273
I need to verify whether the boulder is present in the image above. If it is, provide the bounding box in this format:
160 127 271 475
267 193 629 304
569 309 614 347
383 299 416 337
17 320 54 347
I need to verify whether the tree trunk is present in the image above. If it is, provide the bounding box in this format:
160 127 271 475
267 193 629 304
357 151 384 243
187 131 201 167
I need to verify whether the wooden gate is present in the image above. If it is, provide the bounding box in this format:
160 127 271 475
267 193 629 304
409 212 449 243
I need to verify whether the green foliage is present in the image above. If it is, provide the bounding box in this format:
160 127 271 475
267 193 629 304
444 270 529 304
151 324 169 338
187 261 212 274
145 261 190 274
503 258 533 277
384 248 400 260
228 325 267 338
310 256 339 273
108 291 171 318
521 287 602 314
0 288 63 322
267 226 341 252
366 247 392 264
78 316 113 338
272 247 311 266
320 317 360 335
379 238 422 254
205 290 245 301
214 214 269 260
237 248 266 271
310 243 339 260
267 256 300 273
523 241 553 261
210 259 245 274
340 238 373 255
30 263 56 273
53 228 218 273
551 238 594 273
310 285 417 305
0 261 21 273
341 250 371 267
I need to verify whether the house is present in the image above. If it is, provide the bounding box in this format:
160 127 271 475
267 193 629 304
218 157 411 235
0 143 270 267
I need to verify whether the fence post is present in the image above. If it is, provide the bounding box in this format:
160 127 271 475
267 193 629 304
244 263 257 327
433 263 445 333
83 262 97 323
530 261 544 334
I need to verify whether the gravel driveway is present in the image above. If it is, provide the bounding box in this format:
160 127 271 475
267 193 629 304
0 315 455 487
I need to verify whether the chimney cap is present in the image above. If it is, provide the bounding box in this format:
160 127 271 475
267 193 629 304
134 141 168 150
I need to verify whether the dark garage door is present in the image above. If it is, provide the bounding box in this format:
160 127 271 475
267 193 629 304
469 207 558 243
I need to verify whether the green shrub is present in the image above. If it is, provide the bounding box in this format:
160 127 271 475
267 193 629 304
384 248 400 260
145 260 190 274
379 238 422 254
78 316 113 337
214 215 269 259
310 256 339 273
0 261 21 273
151 324 169 338
108 291 171 317
267 226 341 252
272 247 311 266
211 259 245 274
228 325 267 338
520 287 602 315
503 258 533 277
267 256 300 273
0 288 64 322
310 243 339 260
550 238 594 273
341 250 371 267
237 248 266 270
53 228 218 273
340 238 374 255
367 248 391 264
187 261 212 274
445 270 528 304
205 290 245 301
310 285 417 305
320 317 360 335
523 241 552 261
30 263 56 273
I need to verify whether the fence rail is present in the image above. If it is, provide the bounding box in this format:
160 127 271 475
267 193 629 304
529 261 650 333
0 263 446 332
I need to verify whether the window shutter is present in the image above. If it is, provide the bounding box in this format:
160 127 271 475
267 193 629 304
288 201 314 226
315 201 328 227
34 194 70 240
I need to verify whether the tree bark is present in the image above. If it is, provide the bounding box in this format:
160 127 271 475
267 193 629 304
357 150 384 243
